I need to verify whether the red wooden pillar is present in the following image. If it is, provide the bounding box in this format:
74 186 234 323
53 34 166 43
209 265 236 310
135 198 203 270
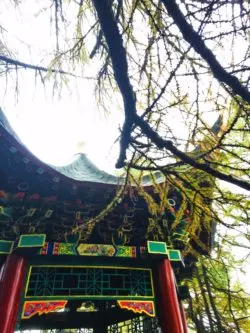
158 259 186 333
0 254 27 333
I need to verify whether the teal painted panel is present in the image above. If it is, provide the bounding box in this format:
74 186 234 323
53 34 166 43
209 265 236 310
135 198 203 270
0 240 13 253
168 249 182 261
147 241 167 254
18 234 46 247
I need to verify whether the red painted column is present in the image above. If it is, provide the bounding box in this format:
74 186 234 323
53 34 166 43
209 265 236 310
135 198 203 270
0 254 27 333
158 259 185 333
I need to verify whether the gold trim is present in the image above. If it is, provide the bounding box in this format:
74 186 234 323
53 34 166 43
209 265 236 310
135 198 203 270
25 295 154 300
24 266 32 297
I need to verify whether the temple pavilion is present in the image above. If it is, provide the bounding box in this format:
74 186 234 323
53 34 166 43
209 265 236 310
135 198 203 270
0 109 214 333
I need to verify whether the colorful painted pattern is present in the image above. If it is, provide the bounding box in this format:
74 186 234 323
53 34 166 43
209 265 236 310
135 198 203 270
22 300 67 319
116 246 136 257
77 243 138 258
77 243 116 256
117 300 155 317
40 242 144 258
40 242 77 255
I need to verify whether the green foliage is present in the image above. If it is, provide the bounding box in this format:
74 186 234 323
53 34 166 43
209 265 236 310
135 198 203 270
186 253 250 333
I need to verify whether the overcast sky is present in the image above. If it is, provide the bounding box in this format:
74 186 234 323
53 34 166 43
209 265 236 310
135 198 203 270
0 0 123 173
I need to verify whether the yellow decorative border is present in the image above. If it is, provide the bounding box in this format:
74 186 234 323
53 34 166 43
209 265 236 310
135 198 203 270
0 240 14 254
25 265 154 299
21 300 67 319
18 234 46 248
117 300 155 317
147 241 167 254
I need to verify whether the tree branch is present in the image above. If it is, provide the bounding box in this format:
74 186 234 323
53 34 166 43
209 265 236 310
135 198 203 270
134 114 250 191
91 0 250 191
202 265 227 333
161 0 250 104
0 55 73 76
91 0 137 168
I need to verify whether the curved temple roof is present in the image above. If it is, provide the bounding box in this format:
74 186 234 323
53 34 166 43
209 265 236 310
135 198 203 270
0 109 224 187
0 109 124 185
0 109 166 186
0 108 214 251
53 154 122 184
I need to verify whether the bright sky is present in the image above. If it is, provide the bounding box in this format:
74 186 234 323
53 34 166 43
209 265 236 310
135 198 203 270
1 75 123 172
0 0 248 175
0 0 224 173
0 0 123 173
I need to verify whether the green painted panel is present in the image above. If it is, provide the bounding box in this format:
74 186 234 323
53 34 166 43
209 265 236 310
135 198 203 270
0 240 13 254
147 241 167 255
168 249 182 261
25 265 154 300
18 234 46 248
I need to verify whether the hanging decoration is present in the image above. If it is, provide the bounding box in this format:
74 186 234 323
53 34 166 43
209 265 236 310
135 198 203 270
117 300 155 317
22 300 68 319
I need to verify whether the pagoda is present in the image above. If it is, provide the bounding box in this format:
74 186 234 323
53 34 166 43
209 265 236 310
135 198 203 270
0 109 214 333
